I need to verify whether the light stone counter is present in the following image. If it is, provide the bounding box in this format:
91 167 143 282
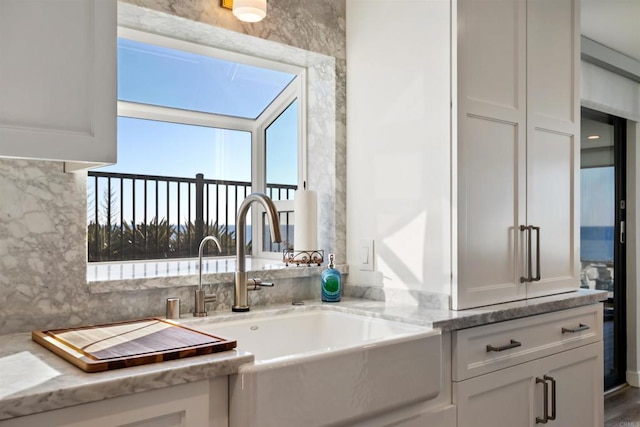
337 289 608 331
0 289 606 421
0 332 253 421
175 288 606 333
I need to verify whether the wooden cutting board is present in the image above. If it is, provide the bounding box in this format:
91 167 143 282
32 318 236 373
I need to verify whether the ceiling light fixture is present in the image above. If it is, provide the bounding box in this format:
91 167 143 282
587 135 600 140
221 0 267 23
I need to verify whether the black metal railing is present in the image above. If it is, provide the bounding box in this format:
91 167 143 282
87 171 296 262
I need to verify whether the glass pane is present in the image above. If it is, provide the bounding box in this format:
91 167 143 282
580 116 615 292
262 210 294 252
88 117 251 261
580 116 615 379
580 166 615 267
265 99 298 201
118 38 295 119
103 117 251 181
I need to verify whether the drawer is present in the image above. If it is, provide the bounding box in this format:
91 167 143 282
452 304 602 381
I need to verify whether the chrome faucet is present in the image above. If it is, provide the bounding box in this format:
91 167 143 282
233 193 282 312
193 235 222 317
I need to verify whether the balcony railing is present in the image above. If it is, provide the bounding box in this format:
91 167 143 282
87 171 296 262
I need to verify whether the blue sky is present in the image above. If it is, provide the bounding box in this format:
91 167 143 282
116 38 294 120
105 117 252 182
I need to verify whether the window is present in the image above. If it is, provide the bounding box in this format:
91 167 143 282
87 28 304 262
263 100 299 252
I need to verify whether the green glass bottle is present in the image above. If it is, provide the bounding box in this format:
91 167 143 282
321 254 342 302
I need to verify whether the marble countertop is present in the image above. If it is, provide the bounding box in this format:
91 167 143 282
176 289 606 333
0 289 607 421
0 333 253 421
339 289 609 332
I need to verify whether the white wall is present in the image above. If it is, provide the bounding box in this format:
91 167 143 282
346 0 452 296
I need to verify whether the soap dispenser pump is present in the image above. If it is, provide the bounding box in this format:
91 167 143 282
321 254 342 302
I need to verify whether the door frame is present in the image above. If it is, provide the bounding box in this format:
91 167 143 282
581 107 627 390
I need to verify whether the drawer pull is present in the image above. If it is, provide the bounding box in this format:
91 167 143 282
543 375 557 421
532 226 541 282
536 377 549 424
486 339 522 352
520 225 541 282
520 225 532 283
561 324 590 334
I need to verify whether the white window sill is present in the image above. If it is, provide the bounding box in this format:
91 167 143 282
87 257 343 294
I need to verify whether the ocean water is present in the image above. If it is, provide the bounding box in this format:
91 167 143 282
581 226 614 262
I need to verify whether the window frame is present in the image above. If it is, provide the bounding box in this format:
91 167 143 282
114 27 306 261
254 79 306 257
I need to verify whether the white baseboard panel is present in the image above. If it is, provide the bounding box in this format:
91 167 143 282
626 370 640 387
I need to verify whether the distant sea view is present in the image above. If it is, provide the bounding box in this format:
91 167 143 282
581 226 614 262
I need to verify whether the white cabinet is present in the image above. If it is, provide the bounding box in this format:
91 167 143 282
453 305 603 427
524 0 581 300
455 343 602 427
541 343 603 426
0 377 229 427
0 0 117 171
454 0 580 309
455 356 539 427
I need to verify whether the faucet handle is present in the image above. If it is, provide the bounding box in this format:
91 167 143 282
194 289 217 317
247 278 275 291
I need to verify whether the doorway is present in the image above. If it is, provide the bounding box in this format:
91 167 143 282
580 107 627 390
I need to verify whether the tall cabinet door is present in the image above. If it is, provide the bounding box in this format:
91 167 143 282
525 0 580 298
0 0 117 170
454 360 539 427
455 0 527 309
541 343 603 427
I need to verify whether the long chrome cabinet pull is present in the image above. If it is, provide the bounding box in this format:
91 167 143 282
486 339 522 352
520 225 532 283
544 375 557 421
532 226 541 281
562 323 590 333
536 377 549 424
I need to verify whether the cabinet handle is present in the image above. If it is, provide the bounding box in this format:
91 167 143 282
520 225 532 283
532 226 541 281
536 377 549 424
486 339 522 352
544 375 557 421
562 323 590 333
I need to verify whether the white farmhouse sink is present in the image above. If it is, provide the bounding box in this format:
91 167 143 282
195 308 441 427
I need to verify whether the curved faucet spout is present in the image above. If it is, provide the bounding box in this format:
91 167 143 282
194 235 222 317
234 193 282 312
199 236 222 292
236 193 282 272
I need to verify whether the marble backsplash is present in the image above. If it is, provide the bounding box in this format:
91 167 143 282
0 0 346 334
0 159 327 334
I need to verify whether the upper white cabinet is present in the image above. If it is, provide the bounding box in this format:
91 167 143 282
454 0 580 309
0 0 116 171
524 0 580 299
